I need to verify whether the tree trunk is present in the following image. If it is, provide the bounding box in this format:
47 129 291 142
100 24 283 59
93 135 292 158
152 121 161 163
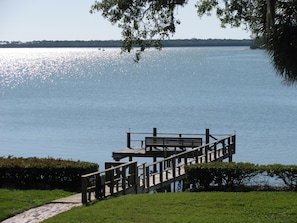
266 0 276 34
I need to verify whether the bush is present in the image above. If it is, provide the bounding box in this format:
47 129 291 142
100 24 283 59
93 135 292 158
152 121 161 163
0 156 99 191
185 162 261 191
265 164 297 190
185 162 297 191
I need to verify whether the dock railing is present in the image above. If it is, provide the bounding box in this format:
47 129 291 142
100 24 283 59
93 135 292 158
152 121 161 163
81 161 140 204
126 128 206 149
143 134 236 192
126 128 234 150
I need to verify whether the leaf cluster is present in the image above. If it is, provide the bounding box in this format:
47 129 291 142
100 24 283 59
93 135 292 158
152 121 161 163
185 162 297 191
195 0 297 84
265 164 297 190
91 0 297 83
0 156 99 191
90 0 188 61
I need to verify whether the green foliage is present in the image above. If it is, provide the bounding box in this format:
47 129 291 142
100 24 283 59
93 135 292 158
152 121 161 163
90 0 188 60
186 162 297 191
0 156 99 191
265 164 297 190
0 39 253 48
196 0 263 30
196 0 297 84
185 162 261 190
91 0 297 83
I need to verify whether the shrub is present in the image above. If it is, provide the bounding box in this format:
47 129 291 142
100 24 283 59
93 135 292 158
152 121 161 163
185 162 297 191
0 156 99 191
265 164 297 191
185 162 261 190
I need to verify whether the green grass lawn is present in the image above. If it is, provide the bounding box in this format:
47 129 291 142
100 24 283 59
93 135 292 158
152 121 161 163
43 192 297 223
0 188 74 221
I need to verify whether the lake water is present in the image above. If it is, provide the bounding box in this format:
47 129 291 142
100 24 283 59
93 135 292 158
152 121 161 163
0 47 296 167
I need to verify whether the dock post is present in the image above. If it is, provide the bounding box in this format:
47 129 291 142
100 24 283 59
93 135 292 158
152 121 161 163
133 162 138 194
153 127 157 136
127 132 131 148
81 177 87 204
228 154 233 162
228 135 236 162
205 129 210 163
173 157 176 192
232 134 236 154
206 128 210 144
153 128 157 172
153 156 157 173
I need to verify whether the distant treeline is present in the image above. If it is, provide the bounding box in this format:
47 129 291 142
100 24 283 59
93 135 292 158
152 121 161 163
0 39 255 48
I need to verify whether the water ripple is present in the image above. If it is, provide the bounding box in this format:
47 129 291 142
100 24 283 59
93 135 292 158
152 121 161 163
0 48 133 88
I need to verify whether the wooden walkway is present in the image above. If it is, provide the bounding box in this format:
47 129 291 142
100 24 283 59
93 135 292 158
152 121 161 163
81 129 236 204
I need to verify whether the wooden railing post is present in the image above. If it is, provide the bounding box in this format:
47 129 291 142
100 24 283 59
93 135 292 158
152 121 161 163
159 162 163 188
229 135 236 162
153 127 157 137
146 166 150 189
205 128 210 144
102 175 106 198
94 173 101 200
172 157 176 192
110 169 114 196
81 176 88 204
153 157 157 173
194 150 198 163
184 154 188 166
139 162 145 190
232 135 236 154
214 142 217 160
127 132 131 148
205 129 210 163
142 163 146 188
222 139 226 155
122 166 126 195
115 168 119 192
133 162 138 194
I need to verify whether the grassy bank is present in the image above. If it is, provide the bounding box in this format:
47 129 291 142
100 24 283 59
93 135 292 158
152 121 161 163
43 192 297 223
0 188 74 221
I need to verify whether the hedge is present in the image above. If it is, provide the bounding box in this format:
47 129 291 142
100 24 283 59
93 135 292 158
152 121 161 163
0 156 99 191
185 162 297 191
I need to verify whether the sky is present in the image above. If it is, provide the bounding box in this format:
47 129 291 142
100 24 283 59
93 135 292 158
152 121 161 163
0 0 251 42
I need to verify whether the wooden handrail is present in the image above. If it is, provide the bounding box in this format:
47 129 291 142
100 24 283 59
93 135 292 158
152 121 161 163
81 161 138 204
143 134 236 190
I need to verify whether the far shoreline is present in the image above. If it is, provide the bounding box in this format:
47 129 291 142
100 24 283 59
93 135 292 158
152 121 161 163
0 39 255 48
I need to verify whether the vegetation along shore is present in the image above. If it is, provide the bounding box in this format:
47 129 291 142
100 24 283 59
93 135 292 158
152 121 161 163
0 39 255 48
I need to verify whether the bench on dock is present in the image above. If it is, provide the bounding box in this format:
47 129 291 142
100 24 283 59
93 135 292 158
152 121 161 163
145 137 202 151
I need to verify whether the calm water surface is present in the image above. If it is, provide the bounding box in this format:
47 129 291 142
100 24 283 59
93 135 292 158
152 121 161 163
0 47 296 167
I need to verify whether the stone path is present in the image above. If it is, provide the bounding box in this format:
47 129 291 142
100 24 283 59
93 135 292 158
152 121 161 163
1 194 82 223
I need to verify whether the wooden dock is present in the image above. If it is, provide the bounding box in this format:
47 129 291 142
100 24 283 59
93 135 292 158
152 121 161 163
81 128 236 204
